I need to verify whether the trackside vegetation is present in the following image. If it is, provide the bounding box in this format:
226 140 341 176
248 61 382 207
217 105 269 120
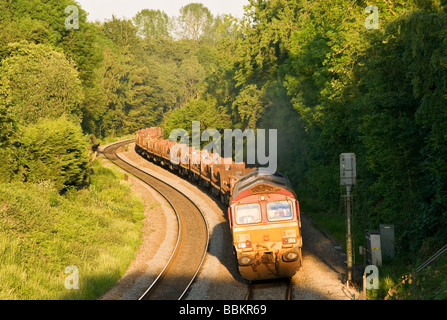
0 160 144 299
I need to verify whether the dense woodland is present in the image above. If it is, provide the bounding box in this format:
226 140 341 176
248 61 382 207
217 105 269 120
1 0 447 267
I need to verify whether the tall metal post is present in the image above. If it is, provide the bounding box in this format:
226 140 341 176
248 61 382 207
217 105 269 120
340 153 356 287
345 186 353 284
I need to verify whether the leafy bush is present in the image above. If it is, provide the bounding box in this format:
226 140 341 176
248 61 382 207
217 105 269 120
16 116 90 192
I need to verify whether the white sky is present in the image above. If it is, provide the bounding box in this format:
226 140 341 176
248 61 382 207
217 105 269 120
76 0 250 22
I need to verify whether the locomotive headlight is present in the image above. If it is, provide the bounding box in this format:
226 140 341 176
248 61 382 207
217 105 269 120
283 248 300 262
238 255 253 266
286 252 298 261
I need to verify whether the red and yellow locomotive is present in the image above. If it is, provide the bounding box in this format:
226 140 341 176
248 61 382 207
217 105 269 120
229 170 302 281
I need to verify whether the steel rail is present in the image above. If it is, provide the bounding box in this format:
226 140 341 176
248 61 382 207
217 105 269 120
415 243 447 274
102 139 209 300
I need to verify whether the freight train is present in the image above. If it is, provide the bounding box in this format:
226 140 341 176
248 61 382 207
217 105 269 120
135 127 302 281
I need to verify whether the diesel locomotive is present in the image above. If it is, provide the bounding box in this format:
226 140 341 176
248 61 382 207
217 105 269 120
135 127 303 280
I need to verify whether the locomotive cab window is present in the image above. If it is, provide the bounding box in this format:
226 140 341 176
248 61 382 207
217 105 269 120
267 200 293 221
235 203 262 225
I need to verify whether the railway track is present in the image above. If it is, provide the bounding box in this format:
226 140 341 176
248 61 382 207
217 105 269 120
245 278 293 300
103 140 209 300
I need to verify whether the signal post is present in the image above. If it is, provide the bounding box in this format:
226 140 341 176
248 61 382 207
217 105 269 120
340 153 356 287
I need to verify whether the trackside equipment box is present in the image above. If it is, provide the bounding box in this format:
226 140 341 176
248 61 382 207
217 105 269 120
366 230 382 266
380 224 395 260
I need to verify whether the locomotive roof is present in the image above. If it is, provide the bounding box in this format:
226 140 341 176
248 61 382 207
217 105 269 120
232 169 295 199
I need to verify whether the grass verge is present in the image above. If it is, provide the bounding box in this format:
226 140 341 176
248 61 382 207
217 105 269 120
0 159 144 299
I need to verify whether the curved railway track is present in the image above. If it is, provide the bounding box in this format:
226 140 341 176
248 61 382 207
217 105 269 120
103 140 209 300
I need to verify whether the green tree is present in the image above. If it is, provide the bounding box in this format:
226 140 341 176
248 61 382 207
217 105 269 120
133 9 172 39
16 116 90 192
96 45 129 137
0 41 84 125
232 84 265 129
164 95 231 137
177 3 213 41
178 54 206 101
101 15 140 49
0 80 16 183
355 4 447 249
